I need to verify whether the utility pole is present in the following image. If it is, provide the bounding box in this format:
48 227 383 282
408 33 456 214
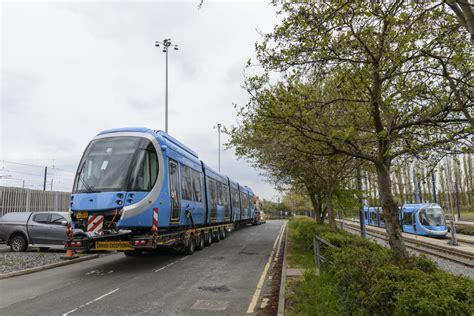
413 164 421 203
43 167 48 191
217 123 222 172
432 170 437 203
357 166 366 238
446 158 458 246
155 39 179 133
50 178 54 191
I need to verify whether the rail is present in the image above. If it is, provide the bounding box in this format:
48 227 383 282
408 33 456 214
343 222 474 268
312 233 337 272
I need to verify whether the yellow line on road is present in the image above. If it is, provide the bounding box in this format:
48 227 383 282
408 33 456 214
247 222 286 314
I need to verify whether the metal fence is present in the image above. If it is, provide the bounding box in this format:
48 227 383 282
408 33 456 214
312 233 337 272
0 186 71 216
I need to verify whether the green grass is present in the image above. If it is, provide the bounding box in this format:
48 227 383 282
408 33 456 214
286 220 316 269
456 224 474 236
459 211 474 221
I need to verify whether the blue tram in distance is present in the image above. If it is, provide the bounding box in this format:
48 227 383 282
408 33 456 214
364 203 448 238
400 203 448 237
363 206 385 228
70 128 256 236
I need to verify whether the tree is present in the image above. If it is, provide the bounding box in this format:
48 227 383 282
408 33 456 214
235 1 472 261
445 0 474 44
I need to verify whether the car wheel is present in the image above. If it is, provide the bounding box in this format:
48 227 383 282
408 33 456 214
10 235 28 252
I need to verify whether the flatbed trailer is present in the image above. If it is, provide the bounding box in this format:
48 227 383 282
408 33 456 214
65 223 234 255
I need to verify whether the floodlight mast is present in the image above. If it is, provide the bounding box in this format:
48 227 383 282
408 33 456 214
155 39 179 133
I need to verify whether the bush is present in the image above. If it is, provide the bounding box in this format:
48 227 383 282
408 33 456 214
288 217 474 315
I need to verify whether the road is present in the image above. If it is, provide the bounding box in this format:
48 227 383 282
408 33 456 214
0 220 286 315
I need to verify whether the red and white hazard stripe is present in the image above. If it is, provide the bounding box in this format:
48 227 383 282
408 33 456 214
87 214 104 233
152 208 158 228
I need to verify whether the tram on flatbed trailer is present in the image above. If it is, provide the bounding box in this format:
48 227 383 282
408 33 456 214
364 203 448 238
66 128 258 255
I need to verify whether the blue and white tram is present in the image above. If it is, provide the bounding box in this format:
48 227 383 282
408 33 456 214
400 203 448 237
70 128 257 234
363 206 385 228
364 203 448 238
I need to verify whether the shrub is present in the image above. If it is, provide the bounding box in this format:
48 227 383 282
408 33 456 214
288 217 474 315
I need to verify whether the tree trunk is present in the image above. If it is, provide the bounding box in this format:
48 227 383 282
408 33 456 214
376 162 409 262
306 184 324 223
326 186 337 231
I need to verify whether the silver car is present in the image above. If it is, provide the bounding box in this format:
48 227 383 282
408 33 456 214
0 211 71 252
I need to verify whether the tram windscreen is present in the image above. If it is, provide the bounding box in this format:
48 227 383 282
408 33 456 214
419 207 446 226
74 137 156 193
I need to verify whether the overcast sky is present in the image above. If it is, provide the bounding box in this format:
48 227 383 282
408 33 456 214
0 0 281 200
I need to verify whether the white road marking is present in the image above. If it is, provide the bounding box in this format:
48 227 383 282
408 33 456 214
62 288 119 316
154 256 187 272
247 222 286 314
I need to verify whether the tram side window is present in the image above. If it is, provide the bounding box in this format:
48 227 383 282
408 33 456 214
217 182 223 205
180 164 192 201
231 188 239 208
191 170 202 202
240 192 246 210
209 179 217 217
370 211 376 222
403 212 412 225
222 184 230 216
364 211 368 220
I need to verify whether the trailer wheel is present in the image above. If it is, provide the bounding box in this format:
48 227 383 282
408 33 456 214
10 235 28 252
184 237 196 255
219 228 226 240
212 229 220 242
204 231 212 247
196 232 205 250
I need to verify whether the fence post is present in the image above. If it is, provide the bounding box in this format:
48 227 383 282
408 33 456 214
313 234 321 271
25 189 31 212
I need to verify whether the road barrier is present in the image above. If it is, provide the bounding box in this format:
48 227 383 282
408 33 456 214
0 186 70 216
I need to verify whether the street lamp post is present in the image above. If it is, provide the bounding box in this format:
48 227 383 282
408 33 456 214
155 39 179 133
217 123 222 172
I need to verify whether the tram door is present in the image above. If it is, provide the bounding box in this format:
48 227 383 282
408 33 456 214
169 160 181 223
402 211 415 234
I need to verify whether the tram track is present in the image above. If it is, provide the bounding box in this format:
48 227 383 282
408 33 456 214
342 222 474 268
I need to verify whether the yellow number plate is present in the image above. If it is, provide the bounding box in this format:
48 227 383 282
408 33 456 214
96 241 132 251
76 211 88 219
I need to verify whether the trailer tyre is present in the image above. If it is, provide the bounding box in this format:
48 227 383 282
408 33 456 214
212 230 220 242
196 232 205 250
204 231 212 247
184 237 196 255
220 228 226 240
10 235 28 252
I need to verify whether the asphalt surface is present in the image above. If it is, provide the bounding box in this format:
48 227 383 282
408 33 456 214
0 220 285 316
